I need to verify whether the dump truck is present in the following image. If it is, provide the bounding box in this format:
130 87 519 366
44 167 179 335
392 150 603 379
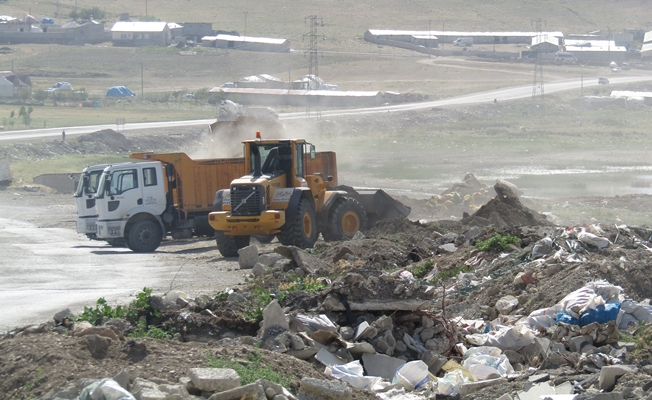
208 134 411 257
75 163 113 241
93 152 245 252
217 100 278 121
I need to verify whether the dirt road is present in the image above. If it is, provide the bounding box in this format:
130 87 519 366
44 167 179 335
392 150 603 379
0 190 246 334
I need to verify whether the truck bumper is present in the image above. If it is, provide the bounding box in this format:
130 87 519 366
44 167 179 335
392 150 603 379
96 219 127 239
208 211 286 235
77 216 98 235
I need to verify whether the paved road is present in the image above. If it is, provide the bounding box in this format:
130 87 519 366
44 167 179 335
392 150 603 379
2 75 650 142
0 198 243 333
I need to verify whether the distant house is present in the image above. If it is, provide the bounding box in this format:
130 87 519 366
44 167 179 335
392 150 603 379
202 34 290 52
111 21 170 46
0 76 13 98
0 71 31 98
530 35 560 53
0 17 105 45
563 39 628 62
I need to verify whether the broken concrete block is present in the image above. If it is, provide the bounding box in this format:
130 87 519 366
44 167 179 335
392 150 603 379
314 348 345 367
353 321 370 341
207 382 266 400
53 308 73 323
262 300 289 332
528 373 549 383
188 368 240 392
258 252 285 267
131 378 167 400
179 377 200 396
275 246 332 275
459 378 506 395
252 262 271 278
568 335 593 353
598 365 638 391
238 245 259 269
554 381 574 395
346 341 375 355
586 393 624 400
361 353 406 380
158 383 189 397
339 327 354 340
298 377 352 400
112 370 130 390
520 337 551 359
516 381 555 400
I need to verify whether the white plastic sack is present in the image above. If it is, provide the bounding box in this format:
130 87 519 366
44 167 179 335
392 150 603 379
532 237 554 259
327 360 383 391
79 379 135 400
480 325 535 351
495 295 519 315
462 354 513 380
462 346 502 361
393 360 429 391
437 369 468 395
578 228 610 248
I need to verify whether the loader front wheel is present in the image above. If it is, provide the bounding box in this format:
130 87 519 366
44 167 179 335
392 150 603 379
278 198 318 248
322 198 367 241
215 230 250 257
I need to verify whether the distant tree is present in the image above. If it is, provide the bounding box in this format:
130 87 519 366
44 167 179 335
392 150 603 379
69 7 105 21
9 110 14 118
22 112 31 127
34 90 48 104
18 106 26 117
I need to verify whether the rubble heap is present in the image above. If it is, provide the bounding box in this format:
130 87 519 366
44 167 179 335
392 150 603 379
3 182 652 400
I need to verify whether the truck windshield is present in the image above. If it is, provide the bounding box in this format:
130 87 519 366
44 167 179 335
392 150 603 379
74 169 104 197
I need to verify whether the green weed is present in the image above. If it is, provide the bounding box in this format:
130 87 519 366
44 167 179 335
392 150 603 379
280 276 328 293
214 291 229 302
129 319 174 340
206 349 292 386
430 265 473 285
476 233 521 253
76 287 160 326
411 260 435 279
242 288 284 323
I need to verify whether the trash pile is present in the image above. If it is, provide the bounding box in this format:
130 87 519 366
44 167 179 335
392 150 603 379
4 182 652 399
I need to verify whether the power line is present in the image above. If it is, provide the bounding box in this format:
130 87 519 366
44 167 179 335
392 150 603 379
304 15 323 118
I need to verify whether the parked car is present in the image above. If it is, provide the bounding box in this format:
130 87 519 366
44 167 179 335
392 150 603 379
598 77 609 85
611 67 622 73
554 51 577 64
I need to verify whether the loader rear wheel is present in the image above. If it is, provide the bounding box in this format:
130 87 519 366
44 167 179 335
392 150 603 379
215 230 250 257
278 198 318 248
322 198 367 241
126 220 162 253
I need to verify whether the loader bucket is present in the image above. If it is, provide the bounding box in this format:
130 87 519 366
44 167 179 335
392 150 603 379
345 189 411 229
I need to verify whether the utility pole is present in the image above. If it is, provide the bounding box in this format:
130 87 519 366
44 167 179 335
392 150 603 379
531 18 545 115
428 20 431 51
141 63 144 98
304 15 323 118
581 74 583 97
145 0 148 17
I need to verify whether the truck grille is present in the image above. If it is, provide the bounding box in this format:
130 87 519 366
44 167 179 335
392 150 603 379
230 185 265 216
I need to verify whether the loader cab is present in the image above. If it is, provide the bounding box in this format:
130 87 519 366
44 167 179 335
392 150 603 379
243 138 315 188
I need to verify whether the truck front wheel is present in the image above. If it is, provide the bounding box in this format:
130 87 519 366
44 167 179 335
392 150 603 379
322 198 367 241
278 197 318 248
215 230 250 257
126 220 162 253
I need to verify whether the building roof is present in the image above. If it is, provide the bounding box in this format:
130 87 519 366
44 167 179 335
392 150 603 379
531 35 559 46
644 31 652 44
367 29 564 38
411 35 439 40
0 15 18 23
641 43 652 53
564 40 626 52
111 21 168 33
167 22 183 29
209 87 380 97
611 91 652 98
203 34 287 45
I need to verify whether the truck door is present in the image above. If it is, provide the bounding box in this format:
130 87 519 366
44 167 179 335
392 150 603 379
140 165 166 214
102 166 142 220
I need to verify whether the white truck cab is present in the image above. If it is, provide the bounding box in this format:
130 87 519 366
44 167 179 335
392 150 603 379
95 161 168 252
74 164 110 238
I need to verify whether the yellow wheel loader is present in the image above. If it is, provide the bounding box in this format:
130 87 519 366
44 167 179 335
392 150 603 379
208 134 410 257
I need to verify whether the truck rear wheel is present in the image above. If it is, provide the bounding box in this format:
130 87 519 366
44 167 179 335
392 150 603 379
278 197 318 248
322 198 367 241
215 230 250 257
126 220 162 253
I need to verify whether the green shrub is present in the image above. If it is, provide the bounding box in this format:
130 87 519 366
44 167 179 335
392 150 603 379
206 350 291 386
76 287 159 325
430 265 473 284
411 260 434 279
476 233 520 252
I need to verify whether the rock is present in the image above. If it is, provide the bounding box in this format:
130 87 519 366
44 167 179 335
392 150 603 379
275 246 333 275
207 382 265 400
73 325 124 341
420 327 437 341
53 308 73 323
339 327 354 340
150 295 180 313
188 368 241 392
131 378 167 400
298 377 352 400
262 300 289 332
568 335 593 353
252 262 271 277
641 364 652 375
227 291 247 302
158 383 190 397
459 378 506 395
258 253 285 267
438 243 457 253
361 353 406 380
238 244 259 269
113 369 130 390
47 386 78 399
598 365 638 391
503 350 523 365
421 351 447 374
520 337 551 359
86 334 111 359
105 318 132 333
123 340 147 362
179 377 201 396
274 258 295 272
